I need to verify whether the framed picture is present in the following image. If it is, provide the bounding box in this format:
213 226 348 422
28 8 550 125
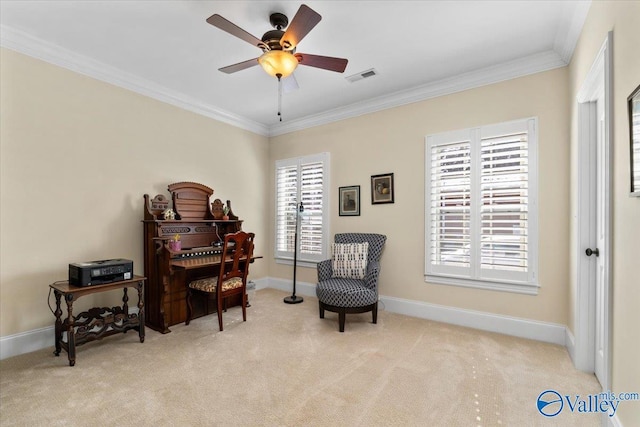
628 83 640 196
371 173 394 204
339 185 360 216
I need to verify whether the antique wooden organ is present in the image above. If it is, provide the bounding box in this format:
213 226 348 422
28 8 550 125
142 182 245 333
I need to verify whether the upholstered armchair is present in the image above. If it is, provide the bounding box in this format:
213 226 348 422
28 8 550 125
316 233 387 332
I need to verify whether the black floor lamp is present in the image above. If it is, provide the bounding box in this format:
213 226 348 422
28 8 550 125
284 202 304 304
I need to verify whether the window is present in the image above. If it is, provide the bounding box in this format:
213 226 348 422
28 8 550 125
275 153 330 264
425 118 538 294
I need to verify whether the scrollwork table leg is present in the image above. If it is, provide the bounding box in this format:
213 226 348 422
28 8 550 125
122 287 129 314
137 281 145 343
65 294 76 366
122 287 129 334
53 291 62 356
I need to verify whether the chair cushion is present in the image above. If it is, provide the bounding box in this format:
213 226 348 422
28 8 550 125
189 276 243 293
332 242 368 279
316 278 377 308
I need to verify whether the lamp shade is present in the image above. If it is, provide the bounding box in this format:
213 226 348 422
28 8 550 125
258 50 299 78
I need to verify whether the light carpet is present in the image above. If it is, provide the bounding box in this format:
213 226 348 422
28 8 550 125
0 288 600 426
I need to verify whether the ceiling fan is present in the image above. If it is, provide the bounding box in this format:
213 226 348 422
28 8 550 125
206 4 349 120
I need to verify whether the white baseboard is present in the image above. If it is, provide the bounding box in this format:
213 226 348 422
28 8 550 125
602 376 623 427
265 277 317 297
608 412 623 427
379 294 567 346
565 328 576 364
0 325 55 360
2 277 567 359
0 307 140 361
251 277 275 291
266 277 565 345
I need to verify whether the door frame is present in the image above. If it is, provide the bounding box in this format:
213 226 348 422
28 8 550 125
573 32 613 391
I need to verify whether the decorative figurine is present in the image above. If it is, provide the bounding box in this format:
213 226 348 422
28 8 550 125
163 208 176 220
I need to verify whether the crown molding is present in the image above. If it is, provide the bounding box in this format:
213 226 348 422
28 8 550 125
0 25 270 137
2 23 576 139
268 50 567 137
553 0 591 64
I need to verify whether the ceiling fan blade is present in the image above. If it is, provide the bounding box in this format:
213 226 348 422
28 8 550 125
219 58 260 74
279 5 321 50
295 53 348 73
206 14 264 49
283 74 299 93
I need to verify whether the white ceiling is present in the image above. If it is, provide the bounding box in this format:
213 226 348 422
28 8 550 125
0 1 591 136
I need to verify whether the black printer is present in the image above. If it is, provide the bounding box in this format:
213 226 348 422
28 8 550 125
69 259 133 286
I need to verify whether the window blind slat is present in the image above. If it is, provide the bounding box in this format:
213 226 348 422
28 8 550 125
426 118 537 291
275 156 327 259
480 131 529 272
429 140 471 267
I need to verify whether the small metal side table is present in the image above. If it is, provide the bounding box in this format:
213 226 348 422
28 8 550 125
50 275 146 366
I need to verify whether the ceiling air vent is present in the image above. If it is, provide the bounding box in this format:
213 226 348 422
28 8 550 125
346 68 378 83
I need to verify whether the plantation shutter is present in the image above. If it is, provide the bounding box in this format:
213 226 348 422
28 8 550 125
275 153 330 263
479 120 536 284
426 131 473 277
275 164 298 255
480 131 529 273
425 118 537 292
299 160 324 257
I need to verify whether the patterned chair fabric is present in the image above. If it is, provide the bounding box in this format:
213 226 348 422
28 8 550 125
185 231 255 332
316 233 387 332
189 276 243 293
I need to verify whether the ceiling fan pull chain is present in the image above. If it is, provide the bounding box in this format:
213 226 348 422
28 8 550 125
277 74 283 122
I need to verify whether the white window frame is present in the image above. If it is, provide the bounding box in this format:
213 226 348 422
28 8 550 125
274 152 330 266
425 118 539 295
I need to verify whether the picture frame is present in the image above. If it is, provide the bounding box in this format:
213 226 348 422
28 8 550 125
339 185 360 216
628 83 640 196
371 173 394 204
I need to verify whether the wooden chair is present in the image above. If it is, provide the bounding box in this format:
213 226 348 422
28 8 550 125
185 231 255 331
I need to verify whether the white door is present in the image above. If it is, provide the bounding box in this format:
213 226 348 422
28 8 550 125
593 98 606 385
574 33 611 390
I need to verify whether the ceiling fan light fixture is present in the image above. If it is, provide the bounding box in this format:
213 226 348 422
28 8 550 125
258 50 299 78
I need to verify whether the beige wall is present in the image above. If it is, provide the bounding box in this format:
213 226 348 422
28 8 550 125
568 1 640 425
3 4 638 420
0 48 270 337
270 67 571 325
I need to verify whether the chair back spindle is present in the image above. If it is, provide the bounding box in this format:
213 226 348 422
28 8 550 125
186 231 255 331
